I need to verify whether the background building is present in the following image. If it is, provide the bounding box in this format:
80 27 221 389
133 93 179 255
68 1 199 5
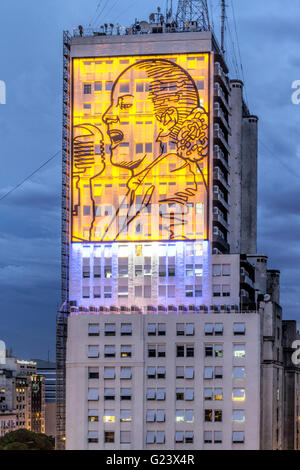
58 5 300 450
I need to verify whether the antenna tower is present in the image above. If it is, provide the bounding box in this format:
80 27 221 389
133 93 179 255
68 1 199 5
176 0 210 30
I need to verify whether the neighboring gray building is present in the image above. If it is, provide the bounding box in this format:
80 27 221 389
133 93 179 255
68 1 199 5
58 13 299 450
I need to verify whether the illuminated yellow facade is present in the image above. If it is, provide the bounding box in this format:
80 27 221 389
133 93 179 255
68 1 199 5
72 53 210 242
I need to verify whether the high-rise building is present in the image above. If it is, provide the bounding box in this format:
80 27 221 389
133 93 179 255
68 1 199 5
32 359 56 437
57 13 300 450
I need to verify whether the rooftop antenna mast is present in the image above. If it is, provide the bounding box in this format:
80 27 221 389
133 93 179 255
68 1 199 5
221 0 226 53
176 0 210 30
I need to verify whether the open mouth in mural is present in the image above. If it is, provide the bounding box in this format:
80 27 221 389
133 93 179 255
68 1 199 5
109 129 124 148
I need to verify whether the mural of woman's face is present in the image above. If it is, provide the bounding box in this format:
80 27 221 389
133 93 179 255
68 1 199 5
102 68 157 167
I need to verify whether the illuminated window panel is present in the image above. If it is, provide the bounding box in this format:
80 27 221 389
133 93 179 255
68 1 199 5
72 53 210 242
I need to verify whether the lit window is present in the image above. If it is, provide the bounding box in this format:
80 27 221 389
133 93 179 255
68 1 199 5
214 344 223 358
88 410 99 422
232 388 245 402
204 388 213 401
121 345 132 358
233 345 246 358
176 410 185 423
103 410 115 423
104 431 115 443
214 388 223 400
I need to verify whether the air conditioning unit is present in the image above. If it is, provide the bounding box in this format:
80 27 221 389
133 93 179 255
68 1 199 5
89 306 97 313
158 305 167 312
99 306 109 312
110 306 119 312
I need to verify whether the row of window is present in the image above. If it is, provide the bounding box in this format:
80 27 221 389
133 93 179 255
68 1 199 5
88 430 245 445
83 285 204 299
87 343 246 360
89 408 245 424
89 366 246 381
80 242 203 258
88 322 246 337
83 264 204 279
88 388 246 402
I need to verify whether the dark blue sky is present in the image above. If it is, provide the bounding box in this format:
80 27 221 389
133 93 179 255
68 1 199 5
0 0 300 360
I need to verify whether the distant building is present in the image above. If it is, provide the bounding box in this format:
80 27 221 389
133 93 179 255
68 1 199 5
32 359 56 437
0 352 46 436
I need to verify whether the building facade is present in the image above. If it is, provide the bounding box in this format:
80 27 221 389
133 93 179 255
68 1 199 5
59 19 299 450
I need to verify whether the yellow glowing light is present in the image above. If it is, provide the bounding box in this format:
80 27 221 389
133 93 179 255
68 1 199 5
71 53 210 243
103 416 115 423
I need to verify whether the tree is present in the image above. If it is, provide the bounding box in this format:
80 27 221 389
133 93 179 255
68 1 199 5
0 429 55 450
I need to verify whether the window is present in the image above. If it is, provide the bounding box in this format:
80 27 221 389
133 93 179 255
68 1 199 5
156 431 165 444
156 410 165 422
176 388 184 400
214 388 223 400
204 431 212 443
158 324 166 336
185 367 194 379
205 409 212 422
233 344 246 358
121 324 132 336
222 285 230 297
157 345 166 357
175 431 184 443
157 367 166 379
104 345 115 358
233 367 246 379
88 389 99 401
120 431 131 444
105 81 113 91
186 324 195 336
94 82 102 91
186 345 194 357
205 324 213 336
176 324 185 336
120 367 132 379
185 389 194 401
214 431 222 444
146 410 155 422
121 345 132 358
213 264 221 277
204 367 213 380
215 324 223 336
104 431 115 443
103 410 115 423
88 345 99 358
204 388 213 401
104 266 112 278
185 431 194 444
88 324 99 336
205 345 213 357
177 345 184 358
146 431 155 444
232 410 245 423
120 388 132 400
105 324 116 336
88 367 99 379
88 431 98 443
84 84 92 94
88 410 99 422
214 344 223 358
232 388 245 402
104 388 115 400
213 285 221 297
185 410 194 423
156 389 166 400
104 367 115 379
176 410 185 423
147 367 156 379
234 323 246 335
214 410 222 422
176 367 184 379
222 264 230 276
215 367 223 379
232 431 245 444
148 324 156 336
147 389 156 400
